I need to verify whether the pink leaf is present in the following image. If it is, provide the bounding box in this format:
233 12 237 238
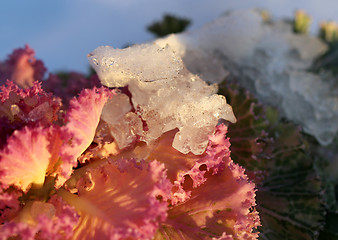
146 124 232 204
156 161 260 240
0 126 51 192
0 45 46 88
0 196 79 240
56 87 113 186
59 158 171 240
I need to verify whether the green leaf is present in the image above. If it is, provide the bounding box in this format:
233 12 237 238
147 14 191 37
219 81 326 239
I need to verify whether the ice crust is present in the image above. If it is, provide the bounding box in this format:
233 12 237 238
100 94 144 149
88 44 236 154
88 44 183 88
155 10 338 145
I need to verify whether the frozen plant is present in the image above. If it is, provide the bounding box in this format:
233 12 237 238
0 45 259 239
155 10 338 146
88 43 236 155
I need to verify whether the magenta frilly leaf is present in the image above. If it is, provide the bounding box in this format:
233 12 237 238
150 124 260 239
0 186 21 224
36 195 80 240
0 126 51 192
0 45 46 88
0 195 79 240
104 123 260 238
59 158 172 240
0 82 113 191
0 80 62 149
155 163 260 239
42 72 101 103
56 87 114 186
146 124 232 204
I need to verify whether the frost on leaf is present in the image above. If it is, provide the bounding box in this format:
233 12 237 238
59 159 171 240
88 43 236 155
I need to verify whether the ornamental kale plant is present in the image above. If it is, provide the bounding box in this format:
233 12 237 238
1 10 338 240
0 44 259 239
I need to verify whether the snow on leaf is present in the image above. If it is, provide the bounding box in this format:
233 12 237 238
88 43 236 155
59 158 171 240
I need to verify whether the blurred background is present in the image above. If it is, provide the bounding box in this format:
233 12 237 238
1 0 338 73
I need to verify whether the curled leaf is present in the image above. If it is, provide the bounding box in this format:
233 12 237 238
0 126 51 192
60 159 171 240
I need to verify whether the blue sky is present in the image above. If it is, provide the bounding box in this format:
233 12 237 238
1 0 338 74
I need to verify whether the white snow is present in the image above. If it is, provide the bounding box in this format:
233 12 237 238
155 10 338 145
88 43 236 154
